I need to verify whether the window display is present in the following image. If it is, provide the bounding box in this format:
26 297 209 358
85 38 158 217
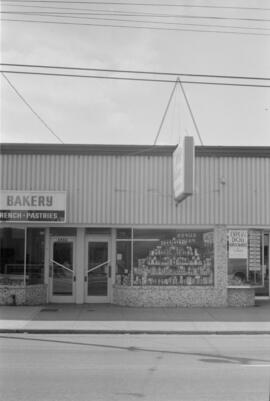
115 229 214 287
133 231 214 286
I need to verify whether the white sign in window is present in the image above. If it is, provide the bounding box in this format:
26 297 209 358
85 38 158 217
228 230 248 259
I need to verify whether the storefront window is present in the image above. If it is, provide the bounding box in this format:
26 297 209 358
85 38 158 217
0 227 45 285
133 230 214 286
115 229 214 287
26 228 45 284
116 241 131 285
228 229 264 287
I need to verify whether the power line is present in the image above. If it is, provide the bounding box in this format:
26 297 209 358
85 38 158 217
2 18 270 36
1 70 270 88
2 9 270 22
3 3 269 14
2 11 270 32
2 63 269 81
1 1 270 11
1 72 64 144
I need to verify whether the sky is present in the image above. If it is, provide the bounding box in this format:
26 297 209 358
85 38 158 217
1 0 270 146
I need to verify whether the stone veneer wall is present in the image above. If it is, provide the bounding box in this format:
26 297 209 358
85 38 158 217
113 226 228 307
227 288 255 307
0 284 47 305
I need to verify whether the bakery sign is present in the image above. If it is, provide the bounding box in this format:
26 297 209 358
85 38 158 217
173 136 195 203
0 191 66 222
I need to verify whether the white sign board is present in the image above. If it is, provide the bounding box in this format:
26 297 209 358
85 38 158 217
0 191 66 222
228 230 248 259
173 136 194 203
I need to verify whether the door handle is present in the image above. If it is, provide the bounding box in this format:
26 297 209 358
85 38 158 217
73 276 76 282
108 265 111 278
49 264 53 278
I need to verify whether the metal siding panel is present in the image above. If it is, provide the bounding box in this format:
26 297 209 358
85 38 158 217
125 156 131 224
135 156 141 224
247 157 253 225
219 157 226 224
166 156 173 224
128 157 134 225
138 157 144 224
12 155 17 189
265 158 270 224
114 156 120 224
256 158 262 225
239 158 244 225
203 157 210 225
1 152 269 227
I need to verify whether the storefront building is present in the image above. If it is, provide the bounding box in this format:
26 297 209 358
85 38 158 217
0 143 269 307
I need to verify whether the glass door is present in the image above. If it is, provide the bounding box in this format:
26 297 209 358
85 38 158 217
49 237 75 303
85 238 111 303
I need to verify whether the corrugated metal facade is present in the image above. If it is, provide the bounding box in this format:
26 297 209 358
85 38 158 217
0 151 269 226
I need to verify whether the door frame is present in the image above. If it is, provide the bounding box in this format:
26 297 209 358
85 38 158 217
266 233 270 297
84 235 112 303
49 236 76 303
255 232 270 299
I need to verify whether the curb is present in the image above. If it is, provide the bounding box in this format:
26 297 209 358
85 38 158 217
1 329 270 335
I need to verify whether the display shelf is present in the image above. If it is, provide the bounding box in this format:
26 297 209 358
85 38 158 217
133 232 214 287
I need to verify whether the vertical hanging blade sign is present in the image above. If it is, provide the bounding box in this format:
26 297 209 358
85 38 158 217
173 136 195 203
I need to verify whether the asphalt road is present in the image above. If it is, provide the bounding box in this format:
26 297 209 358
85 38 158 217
0 334 270 401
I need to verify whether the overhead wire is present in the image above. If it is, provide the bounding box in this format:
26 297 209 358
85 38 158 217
2 9 270 22
3 3 270 14
2 18 270 36
1 70 270 88
2 11 270 32
2 63 269 81
1 1 270 10
1 73 64 144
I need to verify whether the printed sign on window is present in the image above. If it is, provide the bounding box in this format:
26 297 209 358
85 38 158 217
228 230 248 259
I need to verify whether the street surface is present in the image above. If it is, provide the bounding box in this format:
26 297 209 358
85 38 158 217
0 334 270 401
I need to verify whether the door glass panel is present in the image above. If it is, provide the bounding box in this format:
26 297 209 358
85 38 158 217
88 242 108 296
52 242 73 296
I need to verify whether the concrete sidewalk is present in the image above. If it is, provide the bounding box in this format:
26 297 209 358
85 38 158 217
0 299 270 334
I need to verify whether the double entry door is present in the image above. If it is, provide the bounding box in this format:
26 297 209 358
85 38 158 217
49 235 111 303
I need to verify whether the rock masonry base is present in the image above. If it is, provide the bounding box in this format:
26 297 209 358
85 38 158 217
0 284 47 305
113 286 227 307
227 287 255 307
